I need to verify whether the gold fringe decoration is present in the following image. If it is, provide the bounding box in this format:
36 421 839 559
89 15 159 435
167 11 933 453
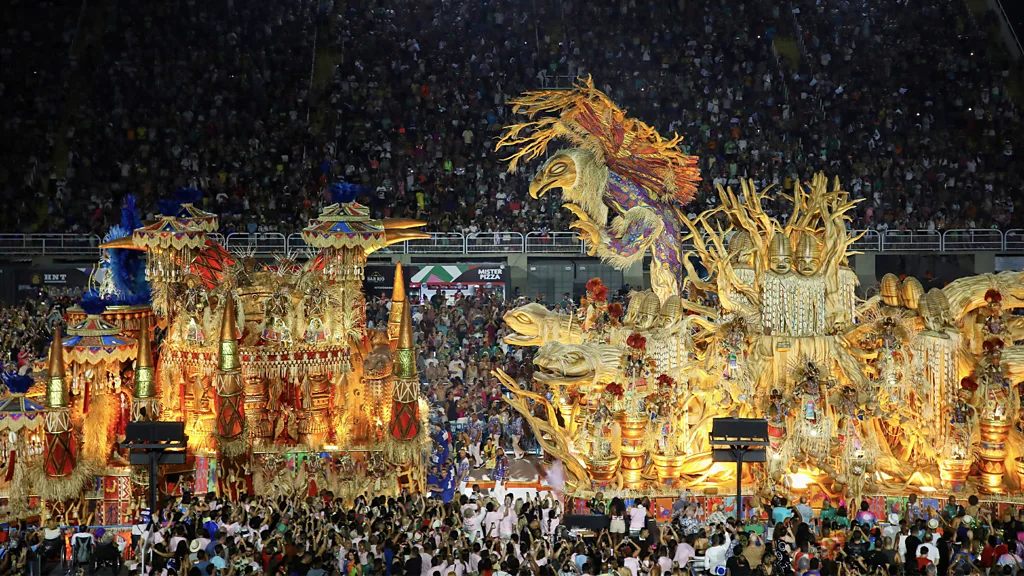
82 393 115 461
27 458 102 502
217 435 249 459
6 447 30 519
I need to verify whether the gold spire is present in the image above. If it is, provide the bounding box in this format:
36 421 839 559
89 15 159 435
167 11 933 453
218 293 240 372
387 263 407 347
134 315 156 399
392 262 406 303
47 327 68 409
398 294 414 350
394 294 417 379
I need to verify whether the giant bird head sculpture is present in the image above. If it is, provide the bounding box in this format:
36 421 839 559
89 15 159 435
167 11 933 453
527 148 609 227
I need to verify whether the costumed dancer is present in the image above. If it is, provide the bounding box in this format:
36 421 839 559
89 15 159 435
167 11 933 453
482 437 499 471
44 329 77 478
131 316 159 421
487 409 502 450
469 413 486 467
493 450 510 492
506 411 525 460
456 448 471 492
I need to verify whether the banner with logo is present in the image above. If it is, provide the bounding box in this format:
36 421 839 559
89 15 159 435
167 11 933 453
363 264 420 300
12 266 93 299
409 264 509 286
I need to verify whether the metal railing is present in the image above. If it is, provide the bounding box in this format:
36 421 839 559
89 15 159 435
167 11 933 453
0 234 101 256
405 233 466 255
7 229 1024 256
1006 229 1024 251
224 232 287 255
851 229 882 252
525 232 585 254
942 229 1004 252
880 230 942 252
467 232 525 254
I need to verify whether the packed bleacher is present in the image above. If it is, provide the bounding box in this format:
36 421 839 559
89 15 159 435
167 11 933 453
4 0 1023 238
0 0 82 233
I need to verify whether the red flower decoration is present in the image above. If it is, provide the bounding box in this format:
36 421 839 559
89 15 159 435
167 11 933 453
607 302 623 318
586 278 604 293
604 382 625 399
626 332 647 350
593 285 609 302
983 338 1005 353
960 376 978 392
985 289 1003 304
656 374 675 387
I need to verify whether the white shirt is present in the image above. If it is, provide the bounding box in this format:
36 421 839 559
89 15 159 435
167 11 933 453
498 506 517 535
919 543 939 563
897 534 909 558
705 535 732 574
658 556 673 574
420 552 433 576
483 511 502 537
624 557 641 576
674 542 695 566
463 508 485 533
627 506 647 531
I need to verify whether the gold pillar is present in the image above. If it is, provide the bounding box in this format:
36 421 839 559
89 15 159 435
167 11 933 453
618 416 647 488
387 262 406 350
132 315 160 420
977 419 1011 494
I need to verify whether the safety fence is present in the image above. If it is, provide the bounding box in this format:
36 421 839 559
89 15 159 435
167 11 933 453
3 229 1024 256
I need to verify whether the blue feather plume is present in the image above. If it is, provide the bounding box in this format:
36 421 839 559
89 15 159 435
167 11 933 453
329 182 368 205
158 187 204 217
0 370 33 394
121 195 142 231
79 298 107 315
83 197 152 307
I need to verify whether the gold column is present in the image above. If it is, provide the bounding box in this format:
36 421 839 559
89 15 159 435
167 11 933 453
977 419 1011 494
132 315 160 420
618 416 647 488
214 294 247 456
387 262 406 350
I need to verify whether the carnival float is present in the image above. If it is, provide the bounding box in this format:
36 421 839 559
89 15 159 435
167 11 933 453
0 188 432 522
495 77 1024 500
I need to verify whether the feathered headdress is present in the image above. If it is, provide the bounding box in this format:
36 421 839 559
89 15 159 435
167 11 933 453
1 370 33 394
495 76 701 204
329 182 368 205
157 187 205 218
87 195 151 306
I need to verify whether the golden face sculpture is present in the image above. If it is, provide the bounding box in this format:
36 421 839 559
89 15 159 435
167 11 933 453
768 234 793 275
529 152 578 199
729 231 754 267
795 234 822 276
880 274 901 307
658 295 683 328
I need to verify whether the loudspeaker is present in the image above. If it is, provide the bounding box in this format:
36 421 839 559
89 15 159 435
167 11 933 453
125 421 186 444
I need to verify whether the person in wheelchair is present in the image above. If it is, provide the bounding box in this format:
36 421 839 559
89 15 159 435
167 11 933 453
92 530 122 575
39 519 66 573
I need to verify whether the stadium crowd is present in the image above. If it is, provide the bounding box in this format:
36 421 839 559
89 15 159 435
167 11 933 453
13 480 1024 576
0 294 73 373
365 287 552 476
4 0 1023 237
